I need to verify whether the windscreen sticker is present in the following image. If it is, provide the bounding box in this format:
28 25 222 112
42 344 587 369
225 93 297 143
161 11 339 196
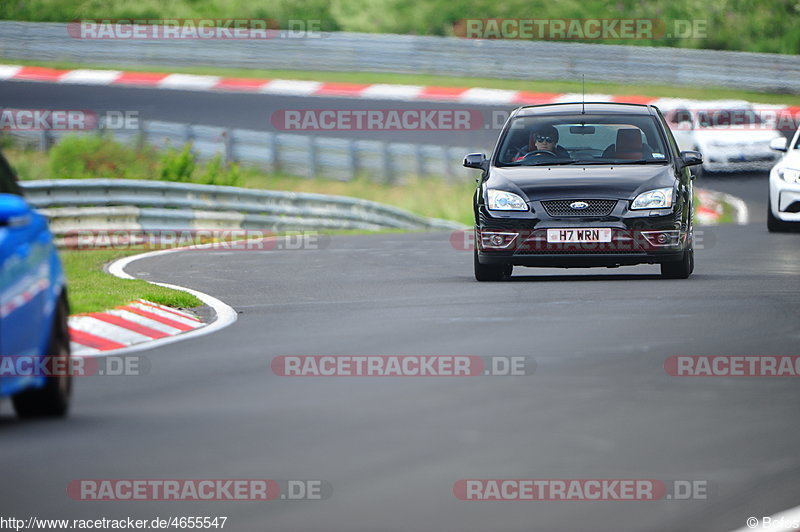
652 153 665 158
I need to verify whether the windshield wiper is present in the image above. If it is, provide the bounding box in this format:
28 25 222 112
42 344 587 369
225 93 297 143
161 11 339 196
502 159 669 167
503 160 576 167
556 159 669 165
607 159 669 164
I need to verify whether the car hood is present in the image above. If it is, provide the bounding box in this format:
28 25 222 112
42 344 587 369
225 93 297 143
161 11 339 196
488 164 677 201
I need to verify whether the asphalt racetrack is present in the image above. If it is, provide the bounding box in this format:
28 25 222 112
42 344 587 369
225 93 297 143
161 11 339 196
1 80 799 531
0 80 512 149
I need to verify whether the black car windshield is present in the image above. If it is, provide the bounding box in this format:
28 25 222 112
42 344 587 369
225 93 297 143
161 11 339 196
496 113 670 166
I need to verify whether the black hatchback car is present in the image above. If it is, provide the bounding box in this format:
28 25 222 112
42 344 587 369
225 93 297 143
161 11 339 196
464 102 703 281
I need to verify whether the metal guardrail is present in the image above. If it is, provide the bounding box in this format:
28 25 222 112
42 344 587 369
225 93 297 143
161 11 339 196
20 179 465 235
1 21 799 93
5 119 478 183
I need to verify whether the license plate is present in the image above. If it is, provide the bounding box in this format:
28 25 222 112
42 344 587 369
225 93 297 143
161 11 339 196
546 228 612 243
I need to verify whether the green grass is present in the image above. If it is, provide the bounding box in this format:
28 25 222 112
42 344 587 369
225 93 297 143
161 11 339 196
62 249 202 314
2 58 799 105
242 172 475 225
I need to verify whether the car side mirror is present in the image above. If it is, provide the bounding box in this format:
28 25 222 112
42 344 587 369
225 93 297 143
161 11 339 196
0 193 33 227
769 137 788 152
679 150 703 168
463 153 488 170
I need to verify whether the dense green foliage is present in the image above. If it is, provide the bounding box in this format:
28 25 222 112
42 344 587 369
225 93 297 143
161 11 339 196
1 0 797 54
47 135 242 186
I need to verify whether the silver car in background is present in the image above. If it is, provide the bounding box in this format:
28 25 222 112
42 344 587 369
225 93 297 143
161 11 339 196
659 100 783 177
768 127 800 231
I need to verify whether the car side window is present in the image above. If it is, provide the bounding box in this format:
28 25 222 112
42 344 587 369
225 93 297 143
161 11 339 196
655 111 682 160
0 152 23 196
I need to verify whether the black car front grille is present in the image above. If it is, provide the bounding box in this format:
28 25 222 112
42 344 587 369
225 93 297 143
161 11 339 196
541 199 617 217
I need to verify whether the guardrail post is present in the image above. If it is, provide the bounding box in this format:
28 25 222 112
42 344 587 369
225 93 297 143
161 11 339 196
136 119 146 152
39 129 52 151
270 133 281 173
309 136 318 178
184 124 194 147
348 139 358 181
416 145 425 178
444 147 456 180
223 128 234 164
382 142 393 184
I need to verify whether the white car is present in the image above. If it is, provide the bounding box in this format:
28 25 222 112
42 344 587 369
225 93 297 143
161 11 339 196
768 128 800 232
658 100 783 177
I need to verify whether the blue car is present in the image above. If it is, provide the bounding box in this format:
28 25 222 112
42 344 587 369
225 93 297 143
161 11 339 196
0 150 71 418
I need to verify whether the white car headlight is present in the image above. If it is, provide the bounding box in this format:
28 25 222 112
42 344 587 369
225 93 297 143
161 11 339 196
777 168 800 183
487 189 528 211
631 188 674 210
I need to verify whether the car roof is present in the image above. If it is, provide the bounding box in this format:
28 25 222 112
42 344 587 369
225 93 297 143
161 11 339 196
514 102 657 117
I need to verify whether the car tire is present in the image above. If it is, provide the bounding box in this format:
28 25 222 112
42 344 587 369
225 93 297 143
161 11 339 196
12 294 72 418
661 247 693 279
767 198 792 232
474 248 512 281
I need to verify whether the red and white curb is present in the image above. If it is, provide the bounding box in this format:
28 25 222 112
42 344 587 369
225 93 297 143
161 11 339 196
1 64 798 116
68 247 238 358
69 299 203 356
696 188 749 225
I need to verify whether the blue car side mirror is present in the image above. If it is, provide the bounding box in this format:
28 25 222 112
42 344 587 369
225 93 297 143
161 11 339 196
0 193 33 226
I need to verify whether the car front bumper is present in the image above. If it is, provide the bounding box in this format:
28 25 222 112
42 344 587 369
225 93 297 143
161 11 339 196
769 169 800 223
701 147 779 173
476 204 689 268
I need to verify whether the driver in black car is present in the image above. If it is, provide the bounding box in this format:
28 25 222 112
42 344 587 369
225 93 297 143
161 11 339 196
514 125 570 161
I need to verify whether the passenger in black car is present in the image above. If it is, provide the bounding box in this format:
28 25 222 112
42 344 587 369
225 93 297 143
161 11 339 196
601 128 654 160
